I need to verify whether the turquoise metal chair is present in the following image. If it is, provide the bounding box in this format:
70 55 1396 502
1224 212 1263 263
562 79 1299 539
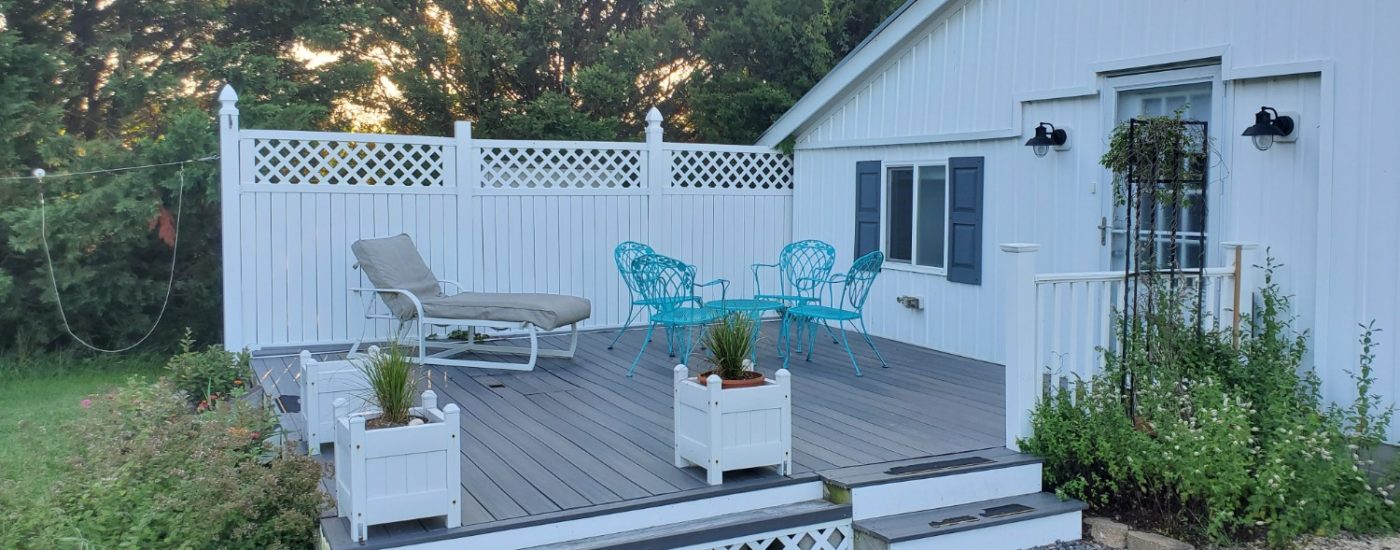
753 240 838 352
781 250 888 376
609 241 658 349
628 254 729 376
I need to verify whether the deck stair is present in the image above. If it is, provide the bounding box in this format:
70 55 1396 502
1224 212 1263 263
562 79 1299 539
819 447 1085 550
524 499 852 550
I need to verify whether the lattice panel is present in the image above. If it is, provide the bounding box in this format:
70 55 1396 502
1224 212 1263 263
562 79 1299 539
479 146 644 189
670 149 794 190
251 139 447 186
677 520 853 550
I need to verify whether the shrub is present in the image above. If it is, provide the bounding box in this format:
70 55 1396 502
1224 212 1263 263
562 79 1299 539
1023 261 1399 547
0 378 327 549
165 328 251 407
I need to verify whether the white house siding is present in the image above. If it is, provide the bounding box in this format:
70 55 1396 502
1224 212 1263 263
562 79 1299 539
789 0 1400 434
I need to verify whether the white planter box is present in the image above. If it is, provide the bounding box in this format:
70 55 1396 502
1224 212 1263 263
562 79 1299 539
298 348 376 455
334 391 462 542
673 365 792 485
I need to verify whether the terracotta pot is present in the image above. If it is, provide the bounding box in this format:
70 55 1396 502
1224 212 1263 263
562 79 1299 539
696 370 766 389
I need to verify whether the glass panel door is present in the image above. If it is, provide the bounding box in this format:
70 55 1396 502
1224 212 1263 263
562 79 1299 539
1109 82 1212 270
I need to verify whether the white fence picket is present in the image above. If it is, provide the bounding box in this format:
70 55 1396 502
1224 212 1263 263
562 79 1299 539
218 95 794 350
1032 267 1238 398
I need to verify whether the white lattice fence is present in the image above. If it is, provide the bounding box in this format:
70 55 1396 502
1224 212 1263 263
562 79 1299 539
674 520 853 550
478 141 645 189
220 89 795 351
669 145 794 190
247 132 451 186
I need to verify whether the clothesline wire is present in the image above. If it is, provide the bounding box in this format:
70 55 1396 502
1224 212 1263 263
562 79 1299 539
32 154 217 353
1 155 219 182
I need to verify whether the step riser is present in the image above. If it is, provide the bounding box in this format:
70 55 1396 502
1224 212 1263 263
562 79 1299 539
855 510 1082 550
845 463 1042 520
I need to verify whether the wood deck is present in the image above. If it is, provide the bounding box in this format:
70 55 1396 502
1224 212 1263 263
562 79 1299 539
251 322 1004 544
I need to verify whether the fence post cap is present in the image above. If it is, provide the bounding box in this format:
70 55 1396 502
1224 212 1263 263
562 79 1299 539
646 106 663 125
1000 243 1041 253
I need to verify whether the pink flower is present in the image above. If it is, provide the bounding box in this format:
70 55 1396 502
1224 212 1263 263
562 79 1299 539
80 399 92 409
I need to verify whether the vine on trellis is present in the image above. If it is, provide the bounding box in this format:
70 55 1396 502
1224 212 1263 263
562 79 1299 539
1099 108 1213 418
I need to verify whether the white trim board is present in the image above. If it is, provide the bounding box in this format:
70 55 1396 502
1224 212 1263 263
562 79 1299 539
756 0 957 146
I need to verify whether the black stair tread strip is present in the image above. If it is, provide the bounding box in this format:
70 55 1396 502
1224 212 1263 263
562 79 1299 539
527 500 852 550
276 394 301 414
928 515 978 528
820 446 1040 488
885 456 995 475
981 503 1034 518
854 492 1086 544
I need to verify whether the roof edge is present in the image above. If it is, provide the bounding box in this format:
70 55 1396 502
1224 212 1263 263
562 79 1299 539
755 0 954 147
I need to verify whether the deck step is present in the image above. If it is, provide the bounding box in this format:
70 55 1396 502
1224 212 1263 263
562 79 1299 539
820 447 1043 519
527 499 852 550
852 492 1085 550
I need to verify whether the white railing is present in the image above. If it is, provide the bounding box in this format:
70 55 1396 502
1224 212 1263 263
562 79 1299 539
218 88 794 351
1001 242 1259 450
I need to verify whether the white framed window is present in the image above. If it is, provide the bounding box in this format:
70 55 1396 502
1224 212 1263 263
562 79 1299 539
882 163 948 273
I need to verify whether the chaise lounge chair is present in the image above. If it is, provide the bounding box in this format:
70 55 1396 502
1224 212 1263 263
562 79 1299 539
348 234 591 371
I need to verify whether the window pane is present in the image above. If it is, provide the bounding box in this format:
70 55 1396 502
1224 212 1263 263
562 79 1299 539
887 168 914 262
915 166 946 268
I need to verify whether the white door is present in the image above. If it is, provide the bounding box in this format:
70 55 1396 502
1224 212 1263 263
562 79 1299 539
1100 66 1223 271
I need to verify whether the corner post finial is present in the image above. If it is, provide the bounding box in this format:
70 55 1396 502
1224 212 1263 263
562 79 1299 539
645 107 664 143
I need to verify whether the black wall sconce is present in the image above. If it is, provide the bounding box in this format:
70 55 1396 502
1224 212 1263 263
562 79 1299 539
1025 122 1069 158
1241 106 1296 151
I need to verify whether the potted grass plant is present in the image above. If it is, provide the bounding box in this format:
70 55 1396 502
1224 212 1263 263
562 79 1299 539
673 314 792 485
695 313 766 388
333 345 461 542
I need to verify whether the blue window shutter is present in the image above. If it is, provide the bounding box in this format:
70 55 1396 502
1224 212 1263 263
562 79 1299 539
854 161 882 258
946 157 984 285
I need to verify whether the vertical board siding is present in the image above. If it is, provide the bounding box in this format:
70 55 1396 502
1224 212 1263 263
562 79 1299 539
788 0 1396 434
225 133 792 349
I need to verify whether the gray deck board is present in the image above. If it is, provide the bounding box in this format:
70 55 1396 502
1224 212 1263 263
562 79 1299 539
251 322 1004 544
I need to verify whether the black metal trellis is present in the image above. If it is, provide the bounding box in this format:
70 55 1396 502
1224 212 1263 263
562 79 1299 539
1117 118 1209 418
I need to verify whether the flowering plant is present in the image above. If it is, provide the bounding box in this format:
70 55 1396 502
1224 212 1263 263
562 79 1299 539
1024 257 1399 546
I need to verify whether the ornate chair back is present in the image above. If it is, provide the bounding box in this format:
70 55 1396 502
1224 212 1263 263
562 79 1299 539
839 250 885 312
614 241 655 296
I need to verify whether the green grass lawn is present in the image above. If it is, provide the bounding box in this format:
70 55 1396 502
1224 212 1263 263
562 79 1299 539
0 354 165 502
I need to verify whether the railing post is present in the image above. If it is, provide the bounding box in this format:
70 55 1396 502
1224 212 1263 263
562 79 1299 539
1001 243 1040 451
454 121 478 291
218 84 243 351
645 107 667 253
1222 242 1259 346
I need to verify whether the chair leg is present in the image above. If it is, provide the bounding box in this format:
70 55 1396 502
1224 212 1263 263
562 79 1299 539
628 323 657 377
781 315 793 370
804 318 819 362
857 318 888 367
608 303 641 349
838 320 863 377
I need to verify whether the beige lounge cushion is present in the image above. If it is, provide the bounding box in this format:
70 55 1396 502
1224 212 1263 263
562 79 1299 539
351 234 442 319
351 234 592 329
421 293 591 331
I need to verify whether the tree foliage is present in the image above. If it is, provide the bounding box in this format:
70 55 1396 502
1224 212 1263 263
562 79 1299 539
0 0 902 351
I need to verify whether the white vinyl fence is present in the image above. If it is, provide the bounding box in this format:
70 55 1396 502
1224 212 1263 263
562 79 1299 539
216 87 794 351
1000 242 1258 450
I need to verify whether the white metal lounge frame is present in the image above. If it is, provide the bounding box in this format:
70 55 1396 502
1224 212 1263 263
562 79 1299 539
348 280 580 371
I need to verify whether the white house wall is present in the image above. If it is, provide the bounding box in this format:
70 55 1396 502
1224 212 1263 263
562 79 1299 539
790 0 1399 433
